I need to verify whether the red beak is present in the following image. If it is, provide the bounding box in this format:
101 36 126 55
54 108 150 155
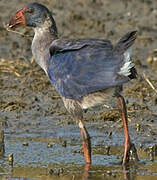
8 8 26 29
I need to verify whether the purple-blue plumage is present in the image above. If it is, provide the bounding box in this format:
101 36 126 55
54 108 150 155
47 38 132 101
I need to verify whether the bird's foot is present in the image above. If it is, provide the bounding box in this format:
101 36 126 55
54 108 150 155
122 143 139 166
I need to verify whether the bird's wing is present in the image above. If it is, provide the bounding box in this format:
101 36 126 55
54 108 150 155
49 38 113 55
47 37 134 101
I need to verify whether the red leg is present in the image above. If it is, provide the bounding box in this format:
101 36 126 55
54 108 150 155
62 98 91 163
79 120 91 164
117 95 131 165
82 163 90 180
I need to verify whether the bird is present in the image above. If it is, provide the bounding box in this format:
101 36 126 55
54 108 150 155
8 2 138 165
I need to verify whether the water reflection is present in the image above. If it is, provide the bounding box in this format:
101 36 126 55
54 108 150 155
82 164 91 180
1 161 157 180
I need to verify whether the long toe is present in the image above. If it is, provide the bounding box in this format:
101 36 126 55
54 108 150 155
129 143 139 162
122 143 139 165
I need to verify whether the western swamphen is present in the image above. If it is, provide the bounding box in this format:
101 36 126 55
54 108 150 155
8 2 138 165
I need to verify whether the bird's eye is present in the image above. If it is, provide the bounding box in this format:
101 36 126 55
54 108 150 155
24 7 34 14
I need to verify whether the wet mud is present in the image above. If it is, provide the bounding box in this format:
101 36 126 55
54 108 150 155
0 0 157 179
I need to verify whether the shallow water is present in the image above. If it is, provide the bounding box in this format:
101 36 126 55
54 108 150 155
0 122 157 180
0 0 157 179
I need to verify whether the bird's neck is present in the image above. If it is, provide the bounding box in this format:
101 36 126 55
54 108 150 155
32 24 58 74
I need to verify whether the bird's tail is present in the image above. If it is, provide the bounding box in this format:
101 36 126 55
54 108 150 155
114 31 137 53
115 31 138 78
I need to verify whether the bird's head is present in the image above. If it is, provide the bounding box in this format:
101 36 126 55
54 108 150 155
8 2 56 31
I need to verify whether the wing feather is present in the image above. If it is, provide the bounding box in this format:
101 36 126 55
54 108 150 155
47 39 128 101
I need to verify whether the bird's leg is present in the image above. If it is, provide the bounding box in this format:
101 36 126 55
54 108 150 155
62 98 92 164
116 94 138 165
78 120 91 164
117 95 130 164
82 163 91 180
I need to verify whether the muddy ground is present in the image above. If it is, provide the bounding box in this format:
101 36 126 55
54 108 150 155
0 0 157 179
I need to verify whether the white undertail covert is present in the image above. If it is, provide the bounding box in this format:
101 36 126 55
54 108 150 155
118 48 134 76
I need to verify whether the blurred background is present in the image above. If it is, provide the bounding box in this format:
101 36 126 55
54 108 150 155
0 0 157 179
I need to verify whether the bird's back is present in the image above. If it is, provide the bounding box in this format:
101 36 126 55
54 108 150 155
47 31 137 101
